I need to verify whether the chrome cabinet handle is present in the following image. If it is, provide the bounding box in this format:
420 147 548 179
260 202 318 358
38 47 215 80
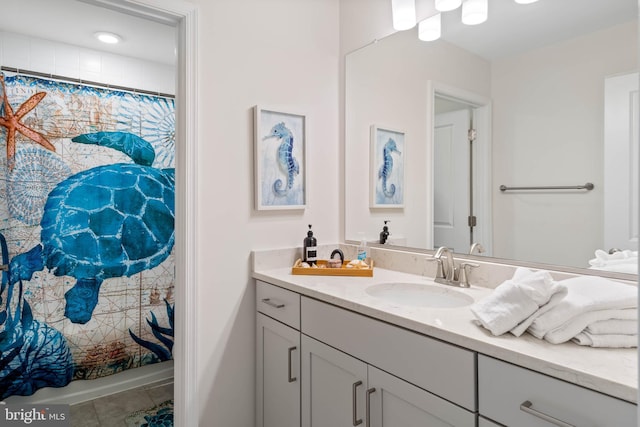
261 298 285 309
352 380 363 426
520 401 575 427
287 346 297 383
365 387 376 427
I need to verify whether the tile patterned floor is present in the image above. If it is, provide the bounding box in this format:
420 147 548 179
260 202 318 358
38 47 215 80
69 381 173 427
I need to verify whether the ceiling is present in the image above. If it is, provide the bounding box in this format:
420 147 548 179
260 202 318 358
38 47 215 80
434 0 637 60
0 0 176 65
0 0 636 65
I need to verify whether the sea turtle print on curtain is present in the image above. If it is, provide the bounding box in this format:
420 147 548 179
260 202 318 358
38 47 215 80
0 72 176 398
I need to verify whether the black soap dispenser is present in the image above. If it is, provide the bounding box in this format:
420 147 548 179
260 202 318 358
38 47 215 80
303 224 317 265
379 220 390 244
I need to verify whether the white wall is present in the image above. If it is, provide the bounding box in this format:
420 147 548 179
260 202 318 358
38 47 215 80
0 31 175 94
2 4 341 424
491 20 637 267
190 0 340 425
345 28 491 247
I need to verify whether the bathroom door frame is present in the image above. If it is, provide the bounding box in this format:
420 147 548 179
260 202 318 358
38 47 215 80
427 81 492 255
84 1 199 426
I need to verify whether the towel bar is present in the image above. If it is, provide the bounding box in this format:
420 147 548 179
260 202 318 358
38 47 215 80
499 182 594 192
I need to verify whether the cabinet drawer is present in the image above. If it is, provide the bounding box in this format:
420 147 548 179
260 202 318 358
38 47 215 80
479 355 637 427
301 296 476 411
257 281 300 329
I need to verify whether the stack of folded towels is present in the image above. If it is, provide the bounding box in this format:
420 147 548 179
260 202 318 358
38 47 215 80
470 267 637 348
589 249 638 274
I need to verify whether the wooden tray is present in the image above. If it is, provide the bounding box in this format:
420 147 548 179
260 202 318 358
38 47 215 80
291 259 374 277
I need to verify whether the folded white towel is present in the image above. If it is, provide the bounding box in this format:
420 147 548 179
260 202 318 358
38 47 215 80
572 332 637 348
509 284 567 337
588 250 638 274
527 275 637 340
589 249 638 267
586 319 637 335
470 268 559 336
541 308 637 344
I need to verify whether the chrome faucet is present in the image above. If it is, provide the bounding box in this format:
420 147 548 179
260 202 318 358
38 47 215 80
433 246 456 281
430 246 478 288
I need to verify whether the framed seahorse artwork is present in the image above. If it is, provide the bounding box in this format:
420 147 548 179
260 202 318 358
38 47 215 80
370 125 405 208
254 106 307 210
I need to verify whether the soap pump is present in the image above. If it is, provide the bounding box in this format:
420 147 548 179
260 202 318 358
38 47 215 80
379 220 390 244
303 224 317 265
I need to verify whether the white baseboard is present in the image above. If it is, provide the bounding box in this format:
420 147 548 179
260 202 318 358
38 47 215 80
4 360 174 405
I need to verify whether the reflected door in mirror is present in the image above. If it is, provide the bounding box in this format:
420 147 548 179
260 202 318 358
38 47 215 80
434 108 471 253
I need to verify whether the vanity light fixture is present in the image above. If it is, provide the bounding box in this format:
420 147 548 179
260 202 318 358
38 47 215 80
435 0 462 12
461 0 488 25
391 0 417 30
94 31 122 44
418 14 442 41
413 0 531 42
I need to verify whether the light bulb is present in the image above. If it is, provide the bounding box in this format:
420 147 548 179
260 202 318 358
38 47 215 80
435 0 462 12
462 0 488 25
391 0 417 31
94 32 122 44
418 14 441 41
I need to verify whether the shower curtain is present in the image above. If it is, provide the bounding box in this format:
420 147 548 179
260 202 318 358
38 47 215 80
0 72 176 399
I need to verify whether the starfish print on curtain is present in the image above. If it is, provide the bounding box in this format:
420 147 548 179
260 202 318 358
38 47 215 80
0 75 55 170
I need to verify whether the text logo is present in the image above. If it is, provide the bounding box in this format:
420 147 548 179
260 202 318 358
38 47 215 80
1 404 69 426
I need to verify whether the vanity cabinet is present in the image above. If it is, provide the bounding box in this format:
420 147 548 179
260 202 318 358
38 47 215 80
301 296 476 427
301 335 476 427
256 279 637 427
478 354 637 427
256 281 301 427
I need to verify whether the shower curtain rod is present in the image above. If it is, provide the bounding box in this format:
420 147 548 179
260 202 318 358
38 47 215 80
499 182 595 192
1 66 174 99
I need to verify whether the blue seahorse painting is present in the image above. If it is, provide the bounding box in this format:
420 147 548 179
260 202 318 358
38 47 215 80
374 129 404 206
264 122 299 195
378 138 401 197
259 110 305 207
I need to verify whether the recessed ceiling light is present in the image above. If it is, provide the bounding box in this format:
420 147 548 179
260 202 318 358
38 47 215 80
94 32 122 44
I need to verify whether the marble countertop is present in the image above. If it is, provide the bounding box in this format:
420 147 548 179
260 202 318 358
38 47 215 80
253 266 638 404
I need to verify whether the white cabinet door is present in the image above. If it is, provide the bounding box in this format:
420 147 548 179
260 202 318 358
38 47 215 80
301 335 368 427
368 365 476 427
256 313 300 427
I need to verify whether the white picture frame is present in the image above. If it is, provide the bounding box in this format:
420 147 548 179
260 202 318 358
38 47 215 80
254 106 307 210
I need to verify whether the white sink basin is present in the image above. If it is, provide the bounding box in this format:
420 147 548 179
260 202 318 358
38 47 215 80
365 282 474 308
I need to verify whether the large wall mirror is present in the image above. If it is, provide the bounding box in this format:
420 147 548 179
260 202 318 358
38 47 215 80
345 0 638 276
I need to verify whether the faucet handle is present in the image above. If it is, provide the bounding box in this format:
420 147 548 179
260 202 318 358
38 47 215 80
458 262 479 288
426 257 446 279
